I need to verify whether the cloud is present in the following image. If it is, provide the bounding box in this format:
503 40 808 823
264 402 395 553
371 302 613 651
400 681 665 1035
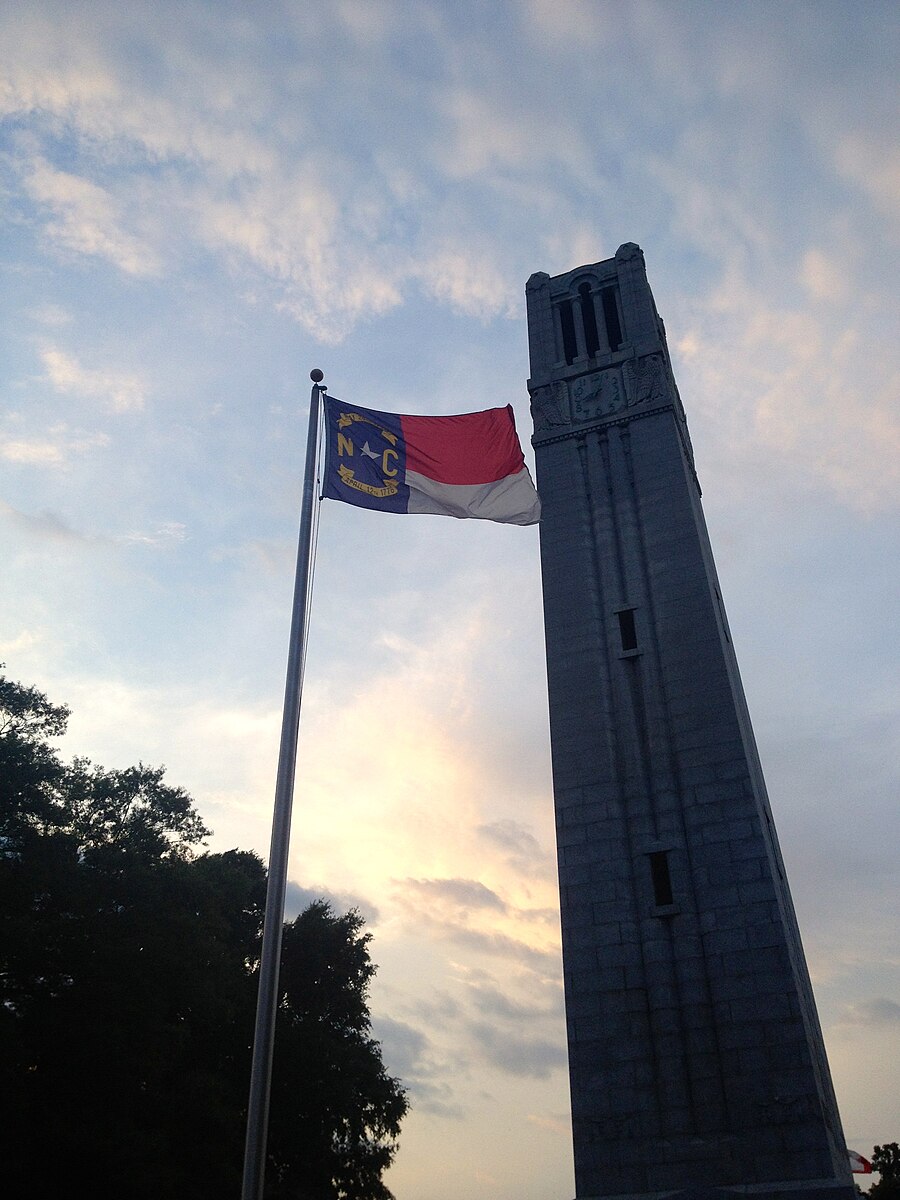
442 925 562 976
371 1013 465 1118
0 501 87 541
526 1111 570 1137
390 874 560 974
117 522 187 548
41 347 145 413
291 597 562 969
0 438 64 465
0 4 603 339
433 87 541 179
288 599 546 893
0 628 43 658
0 426 110 466
478 819 551 874
23 158 161 277
467 1020 567 1079
451 960 567 1082
1 500 184 556
185 173 407 342
399 877 508 914
17 674 285 858
834 134 900 225
3 7 417 339
671 267 900 514
1 0 897 373
209 538 293 576
371 1014 428 1076
414 244 514 320
406 990 464 1026
800 248 848 304
836 999 900 1029
523 0 611 48
26 303 73 327
467 981 563 1024
284 881 380 927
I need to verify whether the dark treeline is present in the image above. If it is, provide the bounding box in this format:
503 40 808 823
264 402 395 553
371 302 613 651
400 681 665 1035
0 670 407 1199
870 1146 900 1200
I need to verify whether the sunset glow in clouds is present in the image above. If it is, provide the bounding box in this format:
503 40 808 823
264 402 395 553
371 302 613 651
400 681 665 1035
1 3 898 1197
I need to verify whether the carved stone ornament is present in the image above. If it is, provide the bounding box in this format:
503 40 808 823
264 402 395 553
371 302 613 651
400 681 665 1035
623 353 667 408
570 368 625 422
530 380 570 432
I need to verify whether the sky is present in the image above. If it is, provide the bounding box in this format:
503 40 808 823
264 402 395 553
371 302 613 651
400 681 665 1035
1 1 898 1197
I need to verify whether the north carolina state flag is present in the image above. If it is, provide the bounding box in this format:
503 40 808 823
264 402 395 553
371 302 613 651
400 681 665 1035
322 397 540 526
849 1151 873 1174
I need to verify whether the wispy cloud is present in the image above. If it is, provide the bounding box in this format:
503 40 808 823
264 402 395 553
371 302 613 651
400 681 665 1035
284 881 380 927
0 501 86 541
467 1020 567 1079
800 248 848 304
27 303 73 327
399 877 508 914
478 819 551 874
467 980 563 1024
527 1111 570 1137
414 242 515 320
440 924 562 975
0 437 64 465
0 425 110 466
371 1014 465 1117
41 347 145 413
117 522 187 548
23 158 161 277
836 999 900 1029
834 134 900 225
671 267 900 513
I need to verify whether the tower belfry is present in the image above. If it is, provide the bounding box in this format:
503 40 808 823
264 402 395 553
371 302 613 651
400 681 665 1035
526 244 853 1200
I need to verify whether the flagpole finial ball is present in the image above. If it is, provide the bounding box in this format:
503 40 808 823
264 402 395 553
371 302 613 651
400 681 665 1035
310 369 324 383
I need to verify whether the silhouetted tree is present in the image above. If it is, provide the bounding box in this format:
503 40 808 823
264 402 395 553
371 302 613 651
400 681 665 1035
0 669 406 1198
267 903 409 1200
871 1145 900 1200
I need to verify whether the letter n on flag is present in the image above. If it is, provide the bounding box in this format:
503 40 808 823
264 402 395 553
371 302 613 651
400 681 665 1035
321 396 541 525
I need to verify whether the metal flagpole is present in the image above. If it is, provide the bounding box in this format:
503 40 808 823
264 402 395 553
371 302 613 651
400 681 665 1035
241 368 326 1200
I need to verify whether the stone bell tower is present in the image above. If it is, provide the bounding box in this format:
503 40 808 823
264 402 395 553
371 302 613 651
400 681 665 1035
526 244 853 1200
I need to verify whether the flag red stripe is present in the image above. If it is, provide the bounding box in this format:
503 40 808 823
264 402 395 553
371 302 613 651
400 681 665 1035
401 406 525 485
849 1152 873 1174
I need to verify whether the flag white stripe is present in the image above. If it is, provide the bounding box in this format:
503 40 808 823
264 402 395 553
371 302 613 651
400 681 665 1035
406 467 541 525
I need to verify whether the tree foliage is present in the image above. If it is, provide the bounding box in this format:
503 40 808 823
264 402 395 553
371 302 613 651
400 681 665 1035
873 1146 900 1179
267 905 408 1200
0 669 407 1198
871 1145 900 1200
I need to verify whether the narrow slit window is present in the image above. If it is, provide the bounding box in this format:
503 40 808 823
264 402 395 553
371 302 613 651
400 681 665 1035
578 283 600 356
617 608 638 652
649 851 674 907
601 286 623 350
559 300 578 364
